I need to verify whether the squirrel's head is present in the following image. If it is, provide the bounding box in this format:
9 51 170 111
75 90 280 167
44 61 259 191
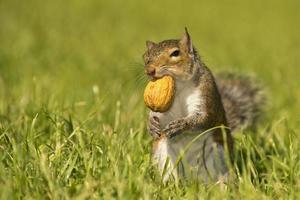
143 28 197 81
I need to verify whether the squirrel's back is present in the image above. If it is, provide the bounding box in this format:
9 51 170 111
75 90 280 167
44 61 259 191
215 73 266 132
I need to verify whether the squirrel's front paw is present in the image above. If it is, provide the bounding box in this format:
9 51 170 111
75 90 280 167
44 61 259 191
163 118 188 138
147 116 161 139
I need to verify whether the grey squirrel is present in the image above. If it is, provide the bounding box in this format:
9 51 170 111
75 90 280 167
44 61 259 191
143 28 265 183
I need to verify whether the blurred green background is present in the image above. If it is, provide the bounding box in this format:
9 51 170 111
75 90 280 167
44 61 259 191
0 0 300 199
1 0 299 116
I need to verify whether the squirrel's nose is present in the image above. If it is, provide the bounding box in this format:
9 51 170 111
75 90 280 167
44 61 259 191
146 67 156 76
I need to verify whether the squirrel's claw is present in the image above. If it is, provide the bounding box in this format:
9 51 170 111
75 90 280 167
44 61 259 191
147 116 161 139
163 118 188 138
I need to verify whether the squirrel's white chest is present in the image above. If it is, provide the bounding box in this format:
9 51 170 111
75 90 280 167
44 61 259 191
152 82 228 182
156 83 202 128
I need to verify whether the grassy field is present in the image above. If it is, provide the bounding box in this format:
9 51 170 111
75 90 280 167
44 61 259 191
0 0 300 199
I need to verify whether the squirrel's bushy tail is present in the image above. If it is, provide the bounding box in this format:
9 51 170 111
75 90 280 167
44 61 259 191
216 73 266 132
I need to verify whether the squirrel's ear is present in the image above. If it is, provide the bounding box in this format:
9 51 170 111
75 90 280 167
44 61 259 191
180 27 193 54
146 40 157 50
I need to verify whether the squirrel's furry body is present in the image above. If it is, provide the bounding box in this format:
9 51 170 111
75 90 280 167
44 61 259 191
143 29 264 183
152 77 229 182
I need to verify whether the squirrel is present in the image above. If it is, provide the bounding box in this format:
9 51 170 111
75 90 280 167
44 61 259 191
143 28 265 183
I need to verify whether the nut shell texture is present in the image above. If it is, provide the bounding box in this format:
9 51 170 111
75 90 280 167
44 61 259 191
144 76 175 112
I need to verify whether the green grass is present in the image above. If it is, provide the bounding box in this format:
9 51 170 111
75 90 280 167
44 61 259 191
0 0 300 199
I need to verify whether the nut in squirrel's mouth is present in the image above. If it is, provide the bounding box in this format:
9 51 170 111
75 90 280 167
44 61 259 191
145 69 175 80
148 74 171 81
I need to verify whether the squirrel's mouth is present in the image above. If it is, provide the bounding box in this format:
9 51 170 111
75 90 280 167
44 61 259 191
145 69 161 80
147 73 172 81
145 65 176 80
148 75 161 81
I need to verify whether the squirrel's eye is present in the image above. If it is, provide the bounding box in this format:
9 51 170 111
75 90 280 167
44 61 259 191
170 50 180 57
